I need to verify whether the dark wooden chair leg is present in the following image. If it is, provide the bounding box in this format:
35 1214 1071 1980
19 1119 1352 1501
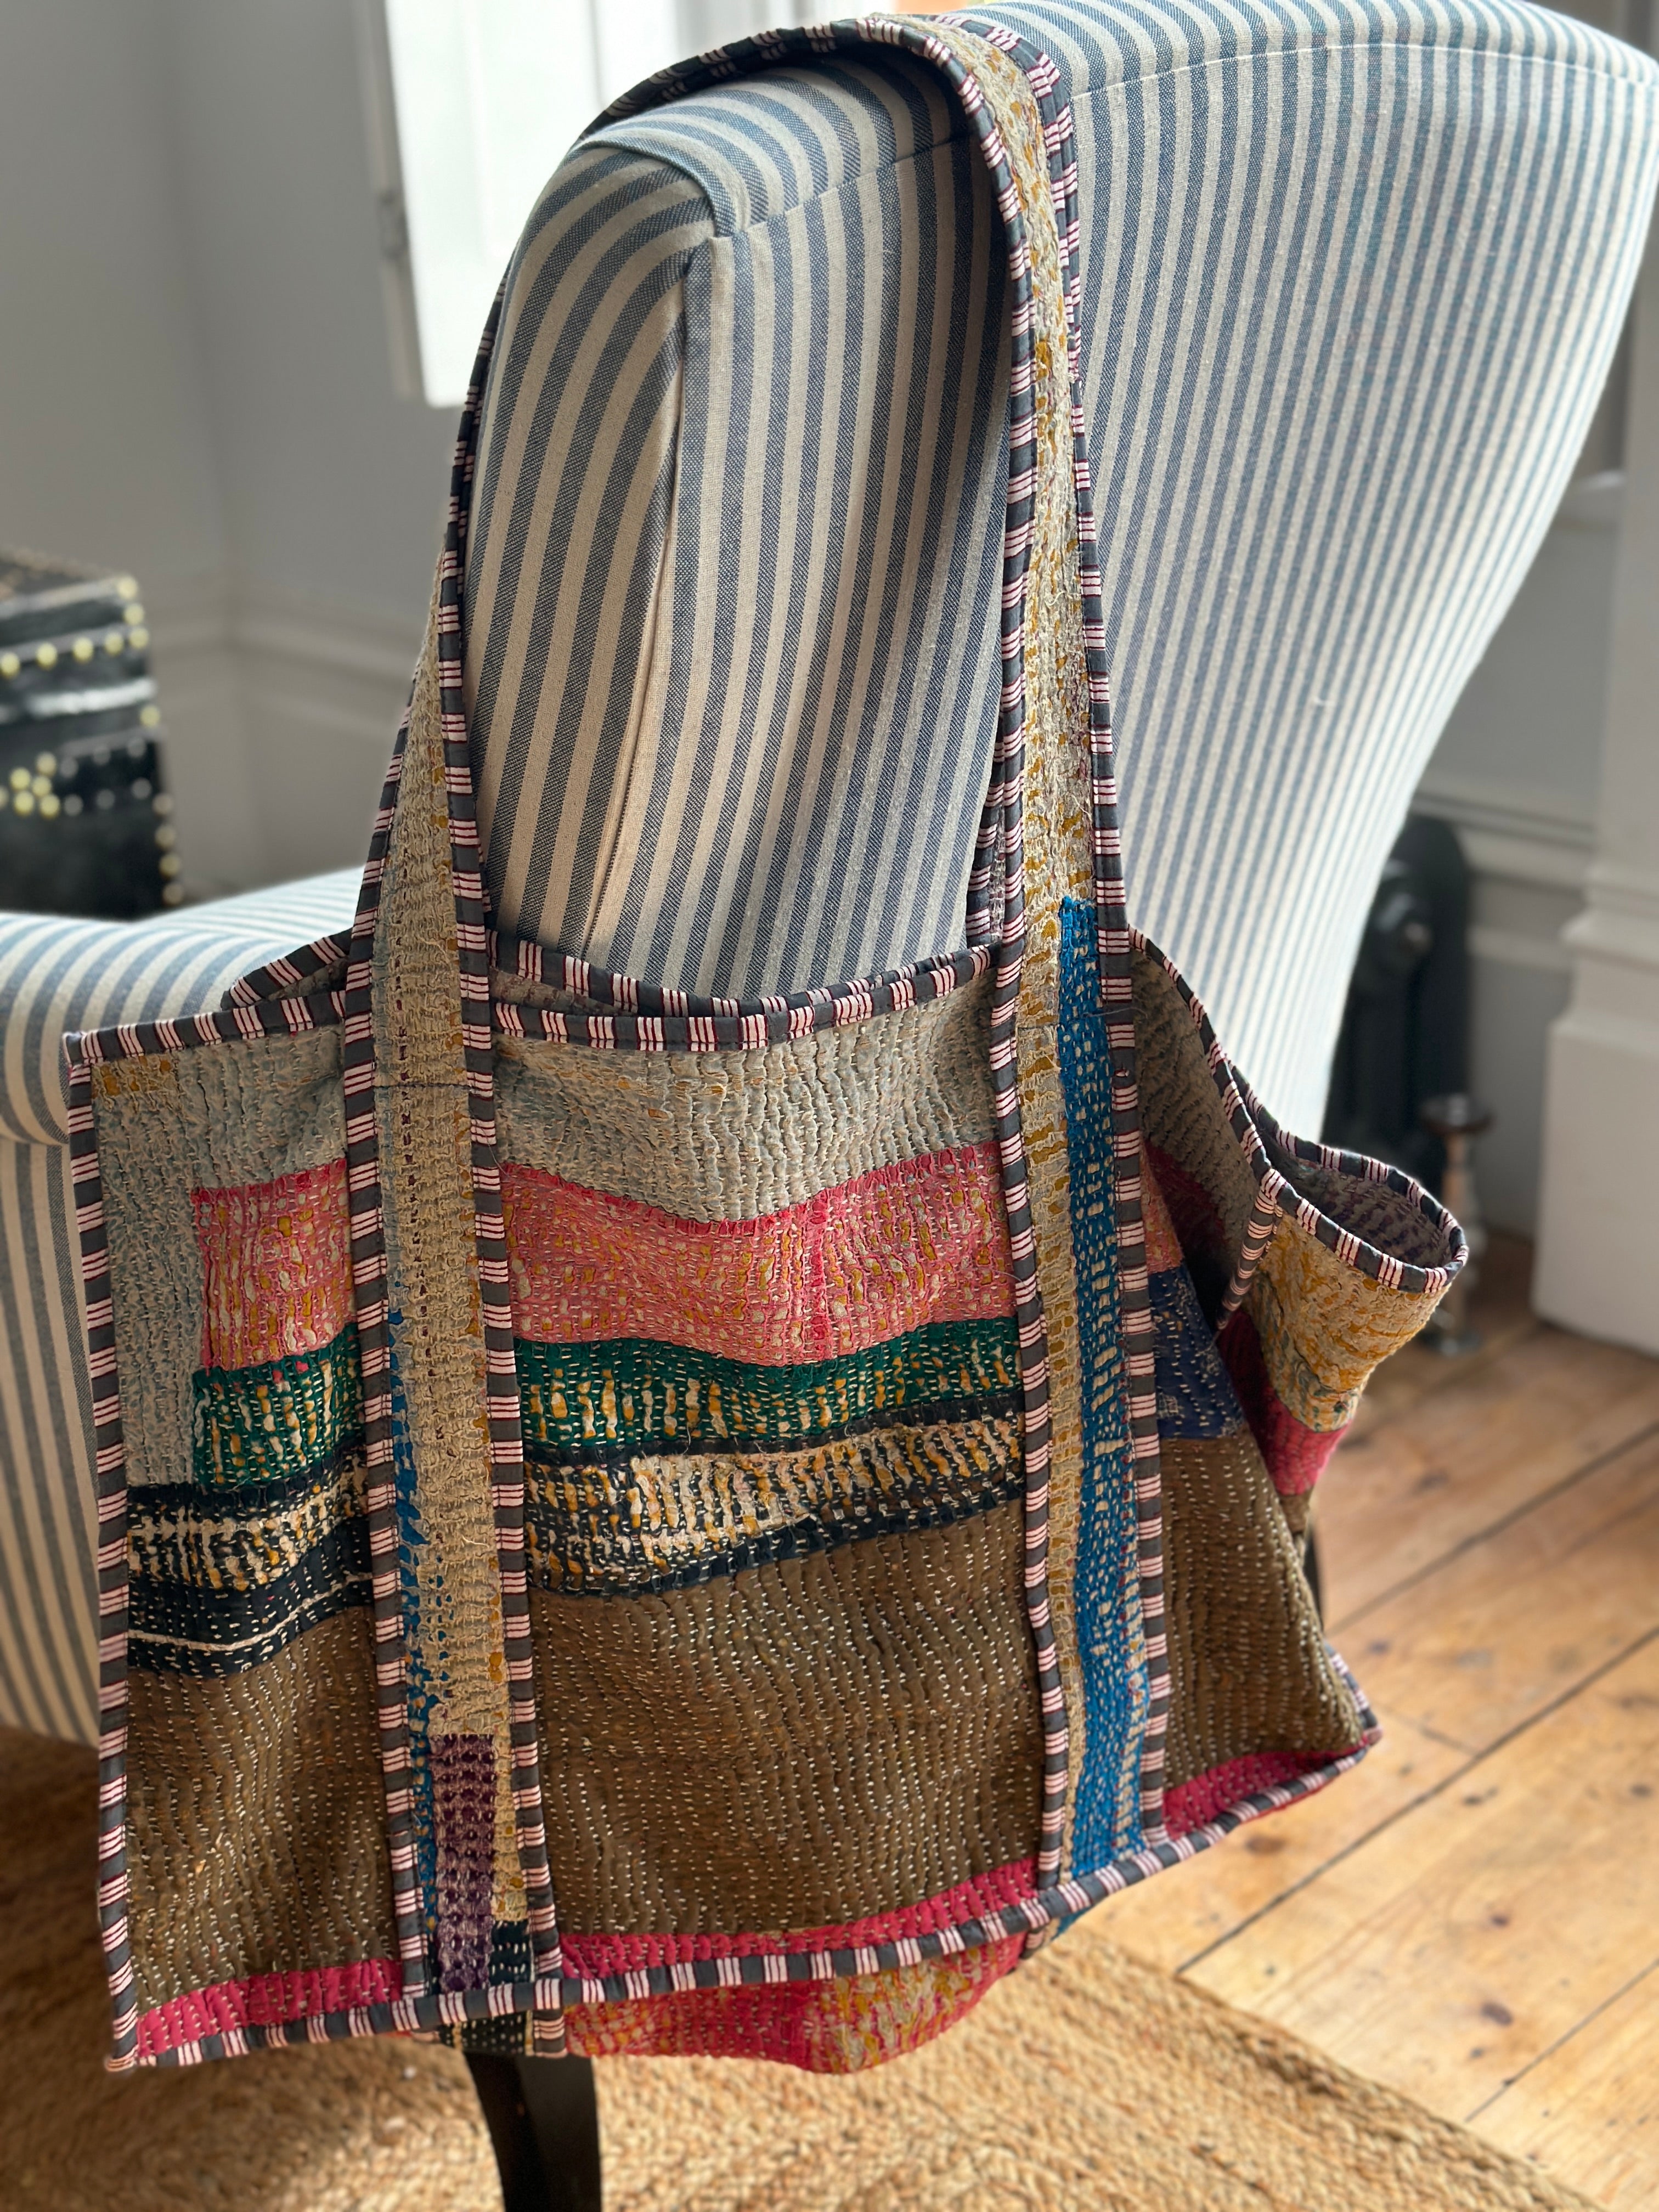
466 2051 602 2212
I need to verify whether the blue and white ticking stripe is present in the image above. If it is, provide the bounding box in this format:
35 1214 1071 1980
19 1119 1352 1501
462 84 1013 996
465 0 1658 1131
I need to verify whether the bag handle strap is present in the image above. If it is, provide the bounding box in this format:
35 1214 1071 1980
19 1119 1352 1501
947 18 1131 1014
345 20 1131 1018
334 315 573 2041
582 19 1130 1015
594 14 1153 1897
915 21 1153 1890
331 18 1142 2022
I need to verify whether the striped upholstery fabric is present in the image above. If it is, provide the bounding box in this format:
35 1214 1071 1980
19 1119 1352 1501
4 0 1656 1743
462 94 1013 994
0 872 358 1740
466 0 1659 1128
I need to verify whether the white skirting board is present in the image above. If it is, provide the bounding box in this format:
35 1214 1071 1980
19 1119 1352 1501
1538 227 1659 1357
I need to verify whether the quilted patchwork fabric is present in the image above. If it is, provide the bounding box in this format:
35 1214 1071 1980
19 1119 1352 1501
63 20 1461 2077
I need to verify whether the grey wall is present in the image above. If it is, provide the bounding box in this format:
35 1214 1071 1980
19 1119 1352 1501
1405 0 1650 1239
159 0 452 618
1414 472 1620 1237
0 0 257 882
0 4 224 586
155 0 460 888
0 0 455 898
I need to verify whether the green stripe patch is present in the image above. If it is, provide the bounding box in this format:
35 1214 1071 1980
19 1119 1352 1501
515 1318 1021 1459
190 1327 364 1487
186 1317 1023 1487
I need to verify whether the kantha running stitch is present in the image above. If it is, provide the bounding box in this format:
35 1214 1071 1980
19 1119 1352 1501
65 14 1464 2076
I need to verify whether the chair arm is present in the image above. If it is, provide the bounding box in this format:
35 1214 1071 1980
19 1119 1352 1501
0 868 358 1147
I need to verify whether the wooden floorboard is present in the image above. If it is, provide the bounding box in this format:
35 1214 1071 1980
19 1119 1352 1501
1323 1349 1659 1628
1475 1959 1659 2208
1095 1706 1465 1974
1343 1424 1659 1753
1186 1633 1659 2128
1103 1237 1659 2207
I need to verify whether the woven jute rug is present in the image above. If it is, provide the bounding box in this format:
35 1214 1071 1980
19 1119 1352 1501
1 1726 1595 2212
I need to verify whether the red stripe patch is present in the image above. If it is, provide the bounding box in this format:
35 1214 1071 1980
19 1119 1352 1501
136 1956 400 2058
560 1857 1037 1977
1216 1307 1348 1497
191 1160 353 1372
1164 1751 1335 1838
503 1144 1015 1365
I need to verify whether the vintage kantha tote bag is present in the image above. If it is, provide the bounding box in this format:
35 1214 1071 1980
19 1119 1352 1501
66 19 1464 2075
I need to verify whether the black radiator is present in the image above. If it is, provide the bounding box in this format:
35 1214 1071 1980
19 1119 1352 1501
1322 814 1470 1192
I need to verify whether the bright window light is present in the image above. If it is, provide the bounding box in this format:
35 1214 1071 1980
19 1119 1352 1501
362 0 812 408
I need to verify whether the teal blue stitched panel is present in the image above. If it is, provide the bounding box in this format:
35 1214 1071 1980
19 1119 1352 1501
1059 896 1144 1867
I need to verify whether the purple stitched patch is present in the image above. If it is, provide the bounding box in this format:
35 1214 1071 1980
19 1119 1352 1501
431 1732 494 1993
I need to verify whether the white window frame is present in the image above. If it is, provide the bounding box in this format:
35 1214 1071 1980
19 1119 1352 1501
356 0 812 409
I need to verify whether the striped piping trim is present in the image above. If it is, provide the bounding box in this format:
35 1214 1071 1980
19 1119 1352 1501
67 992 350 1061
227 932 994 1051
69 956 1003 1060
889 16 1074 1891
417 302 568 2055
1132 929 1469 1302
958 13 1169 1864
492 942 992 1051
225 932 351 1007
129 1681 1377 2070
63 1061 139 2064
